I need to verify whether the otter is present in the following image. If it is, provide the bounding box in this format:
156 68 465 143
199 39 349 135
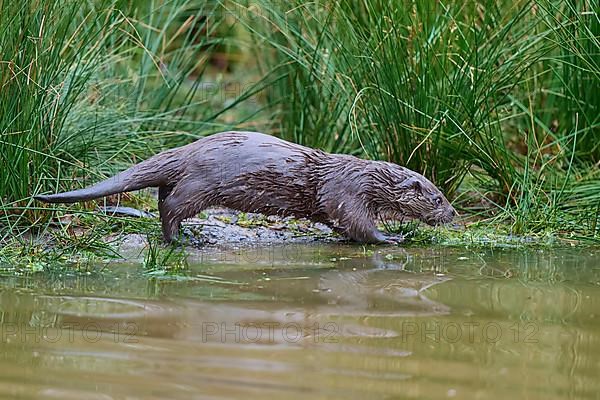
35 131 456 244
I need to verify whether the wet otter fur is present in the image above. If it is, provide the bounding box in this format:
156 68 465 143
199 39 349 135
35 131 457 244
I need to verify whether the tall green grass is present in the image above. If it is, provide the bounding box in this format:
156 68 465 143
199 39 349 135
0 0 236 238
233 0 599 236
1 0 598 245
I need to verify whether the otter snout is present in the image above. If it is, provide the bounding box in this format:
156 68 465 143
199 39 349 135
442 206 458 223
425 205 458 226
444 206 458 224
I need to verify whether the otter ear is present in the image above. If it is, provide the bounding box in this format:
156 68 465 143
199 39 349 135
400 177 422 192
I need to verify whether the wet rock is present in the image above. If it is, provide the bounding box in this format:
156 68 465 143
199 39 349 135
114 234 149 257
103 207 343 254
181 208 342 248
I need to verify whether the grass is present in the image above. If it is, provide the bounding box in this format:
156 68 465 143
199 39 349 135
143 233 188 273
0 0 599 272
233 0 599 236
0 0 248 236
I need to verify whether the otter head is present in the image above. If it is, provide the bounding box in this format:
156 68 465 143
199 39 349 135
373 164 457 226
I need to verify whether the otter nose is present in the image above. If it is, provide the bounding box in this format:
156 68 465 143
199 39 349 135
445 207 458 222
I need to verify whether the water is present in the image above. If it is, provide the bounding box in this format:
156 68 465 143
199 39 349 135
1 244 600 399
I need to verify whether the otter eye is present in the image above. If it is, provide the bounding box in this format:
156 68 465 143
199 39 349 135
435 197 443 206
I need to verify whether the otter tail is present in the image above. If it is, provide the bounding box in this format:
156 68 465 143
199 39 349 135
34 151 180 204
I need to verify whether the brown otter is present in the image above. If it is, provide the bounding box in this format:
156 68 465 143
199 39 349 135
35 131 456 244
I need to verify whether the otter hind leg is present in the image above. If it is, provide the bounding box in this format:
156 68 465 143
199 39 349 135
158 185 176 242
158 185 173 215
158 185 207 243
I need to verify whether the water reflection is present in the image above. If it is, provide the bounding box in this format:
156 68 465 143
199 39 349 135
1 245 600 399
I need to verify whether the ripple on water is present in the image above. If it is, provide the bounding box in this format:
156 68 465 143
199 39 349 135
1 246 600 399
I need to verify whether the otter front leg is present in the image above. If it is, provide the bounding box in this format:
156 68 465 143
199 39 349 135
337 211 393 244
350 227 388 243
323 197 397 244
343 220 388 244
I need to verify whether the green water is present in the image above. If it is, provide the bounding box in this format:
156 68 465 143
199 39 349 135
1 245 600 399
